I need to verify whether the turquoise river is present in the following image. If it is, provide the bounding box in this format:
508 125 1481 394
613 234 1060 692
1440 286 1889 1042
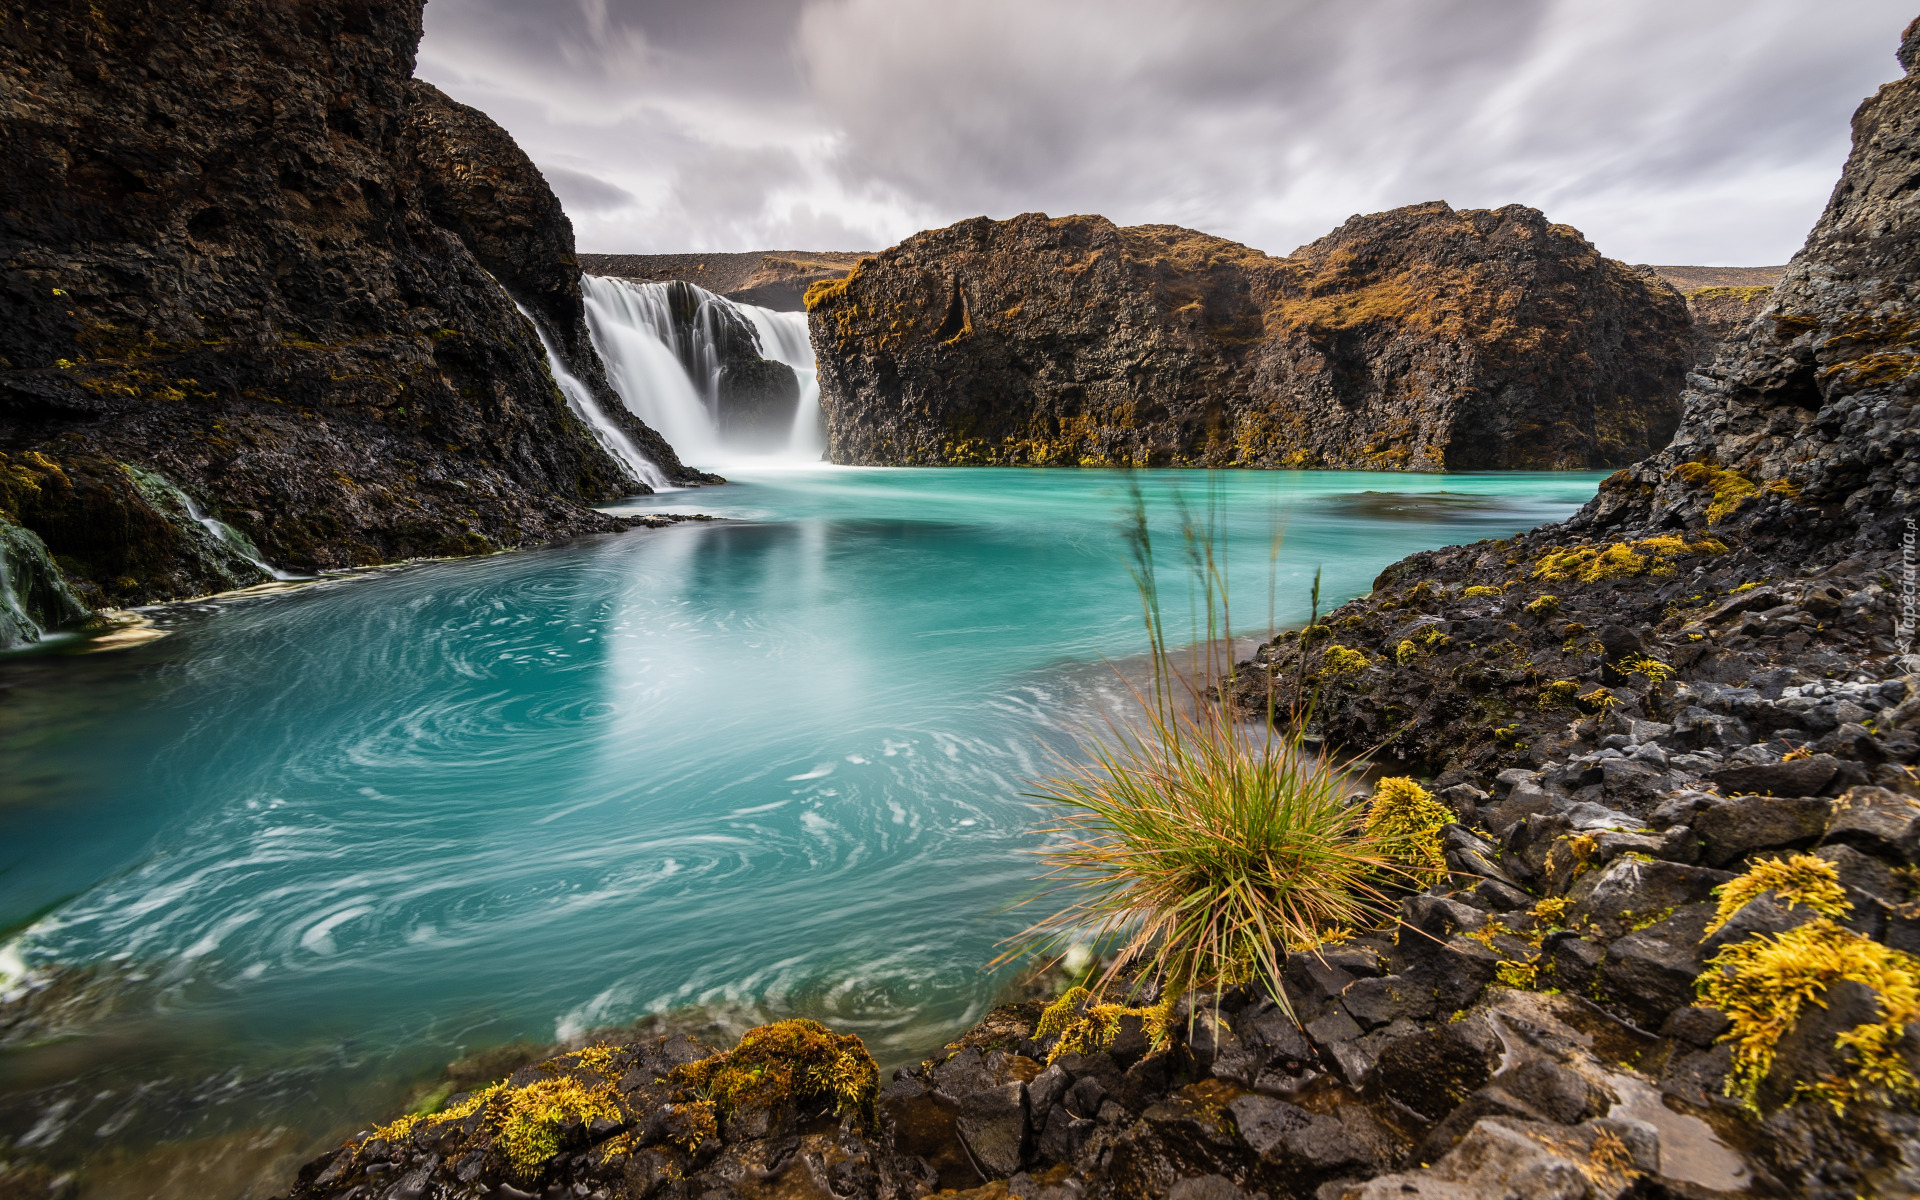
0 466 1605 1196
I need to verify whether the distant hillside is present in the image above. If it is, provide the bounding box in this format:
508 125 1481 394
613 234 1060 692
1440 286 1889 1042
579 251 872 311
1647 265 1787 362
1648 263 1787 291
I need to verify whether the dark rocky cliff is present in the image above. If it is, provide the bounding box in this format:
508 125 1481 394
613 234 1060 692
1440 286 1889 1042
808 205 1696 471
0 0 701 614
1239 18 1920 1196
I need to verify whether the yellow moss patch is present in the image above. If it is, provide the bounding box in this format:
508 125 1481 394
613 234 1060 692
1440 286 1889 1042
1578 687 1618 712
1671 462 1759 524
1463 585 1504 598
802 274 853 311
1689 285 1773 303
1525 594 1560 617
1532 895 1574 927
1035 987 1175 1065
1825 351 1920 388
1532 535 1726 584
1618 654 1674 685
669 1018 879 1127
1365 777 1452 889
1538 679 1581 711
366 1045 628 1179
1706 853 1852 935
1698 917 1920 1110
1318 644 1370 679
1395 639 1418 666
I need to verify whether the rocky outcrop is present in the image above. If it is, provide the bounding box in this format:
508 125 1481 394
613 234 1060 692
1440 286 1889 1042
808 205 1696 471
1236 17 1920 1197
581 251 871 312
0 0 704 615
1247 8 1920 815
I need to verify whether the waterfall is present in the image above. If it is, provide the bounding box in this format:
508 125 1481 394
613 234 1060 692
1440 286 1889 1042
0 527 44 649
581 275 825 465
0 519 89 649
738 304 826 461
178 492 305 582
509 300 670 492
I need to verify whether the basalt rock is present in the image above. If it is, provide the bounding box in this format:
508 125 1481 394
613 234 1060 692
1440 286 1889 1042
809 203 1694 471
0 0 704 607
1237 19 1920 1196
1244 8 1920 792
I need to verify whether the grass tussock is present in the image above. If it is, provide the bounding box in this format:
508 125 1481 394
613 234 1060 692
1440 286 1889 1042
996 483 1405 1018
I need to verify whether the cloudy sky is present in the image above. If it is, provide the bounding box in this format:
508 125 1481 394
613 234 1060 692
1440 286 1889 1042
416 0 1913 265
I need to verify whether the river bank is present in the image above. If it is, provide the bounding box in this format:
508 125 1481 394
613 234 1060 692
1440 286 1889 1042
0 467 1608 1199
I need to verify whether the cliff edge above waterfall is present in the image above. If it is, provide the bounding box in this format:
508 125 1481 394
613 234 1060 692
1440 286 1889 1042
583 251 871 312
807 205 1697 471
0 0 703 621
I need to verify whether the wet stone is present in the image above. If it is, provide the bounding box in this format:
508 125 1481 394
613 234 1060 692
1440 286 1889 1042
1705 755 1841 798
1693 794 1833 866
1660 1006 1733 1049
1026 1064 1070 1122
1166 1174 1252 1200
1035 1105 1096 1165
955 1081 1028 1179
1824 785 1920 860
1338 975 1434 1030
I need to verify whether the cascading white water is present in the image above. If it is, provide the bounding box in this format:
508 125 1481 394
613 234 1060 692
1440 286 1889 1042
581 275 825 465
178 492 304 582
0 534 41 649
739 304 827 461
510 299 671 492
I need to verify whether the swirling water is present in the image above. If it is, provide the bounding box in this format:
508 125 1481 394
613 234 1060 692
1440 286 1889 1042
0 465 1604 1192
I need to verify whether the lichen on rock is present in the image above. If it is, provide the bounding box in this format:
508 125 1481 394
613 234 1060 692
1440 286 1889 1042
811 205 1697 472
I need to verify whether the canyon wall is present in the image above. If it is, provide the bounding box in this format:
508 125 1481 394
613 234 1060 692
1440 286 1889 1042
0 0 701 613
808 204 1697 471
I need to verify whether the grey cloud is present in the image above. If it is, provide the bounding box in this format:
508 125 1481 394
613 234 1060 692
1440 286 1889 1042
539 164 639 213
418 0 1915 263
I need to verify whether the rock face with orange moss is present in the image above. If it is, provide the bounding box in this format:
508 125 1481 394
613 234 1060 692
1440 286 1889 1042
808 205 1694 472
